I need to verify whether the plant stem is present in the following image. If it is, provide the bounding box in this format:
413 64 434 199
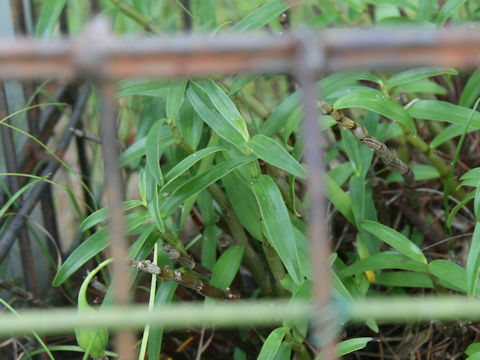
166 123 273 295
109 0 162 35
405 133 467 202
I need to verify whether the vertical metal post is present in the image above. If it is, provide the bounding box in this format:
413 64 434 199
295 33 336 359
98 79 136 359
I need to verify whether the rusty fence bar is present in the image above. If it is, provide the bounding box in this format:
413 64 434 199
0 27 480 81
1 21 480 360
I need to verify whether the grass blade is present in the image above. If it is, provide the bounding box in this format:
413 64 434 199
251 175 302 283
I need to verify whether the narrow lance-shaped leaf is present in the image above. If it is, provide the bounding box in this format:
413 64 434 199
374 272 434 288
166 80 188 122
146 172 165 233
408 100 480 129
147 281 178 360
337 338 373 357
186 86 247 151
325 173 355 225
339 252 428 278
437 0 468 26
231 0 295 32
194 80 249 141
35 0 67 37
80 200 144 232
223 171 263 240
428 260 468 293
334 89 417 134
52 228 109 286
160 155 256 217
467 222 480 296
163 146 227 186
120 137 146 167
386 67 457 89
460 68 480 107
248 134 307 178
146 120 170 186
361 220 428 264
251 175 303 283
210 245 244 290
257 327 287 360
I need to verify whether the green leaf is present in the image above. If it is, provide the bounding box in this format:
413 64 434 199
325 173 355 225
231 0 293 31
361 220 428 264
262 71 362 137
194 80 249 141
178 101 203 150
196 0 217 29
160 155 255 217
75 258 110 358
467 222 480 296
0 177 46 219
364 0 415 10
262 91 301 137
437 0 468 26
374 272 434 288
146 120 170 186
338 0 364 13
229 75 256 97
428 260 467 293
333 89 416 134
408 100 480 129
145 172 165 233
223 172 263 240
202 225 218 270
163 146 227 186
430 124 470 149
339 252 427 277
117 80 169 97
385 164 440 183
393 79 447 96
332 269 353 299
417 0 437 21
257 327 286 360
187 85 247 151
120 137 146 167
251 175 302 283
349 175 379 254
475 187 480 221
53 228 109 286
80 200 144 232
248 134 306 178
35 0 67 37
466 343 480 356
386 67 457 89
166 80 188 122
460 68 480 107
210 245 244 290
337 337 373 356
147 281 178 360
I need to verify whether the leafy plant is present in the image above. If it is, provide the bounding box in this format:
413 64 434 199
3 0 480 359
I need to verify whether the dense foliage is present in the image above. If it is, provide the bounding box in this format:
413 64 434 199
4 0 480 359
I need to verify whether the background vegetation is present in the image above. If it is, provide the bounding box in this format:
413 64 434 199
3 0 480 359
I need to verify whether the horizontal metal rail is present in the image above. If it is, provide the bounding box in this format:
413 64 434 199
1 297 480 336
0 24 478 80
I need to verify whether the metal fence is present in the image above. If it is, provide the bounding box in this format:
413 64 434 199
2 14 480 360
